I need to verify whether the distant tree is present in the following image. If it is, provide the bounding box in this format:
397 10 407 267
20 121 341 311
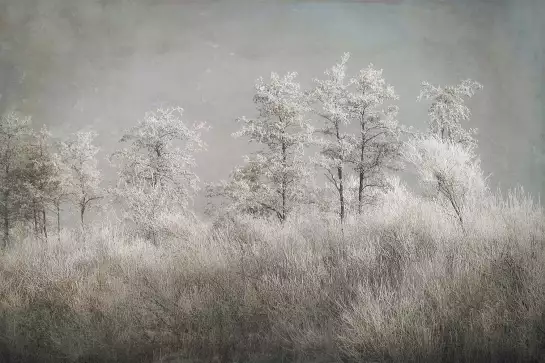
418 79 483 149
0 112 33 247
311 53 355 223
211 72 314 223
347 63 404 214
20 126 63 239
48 151 71 238
58 130 103 227
110 106 207 243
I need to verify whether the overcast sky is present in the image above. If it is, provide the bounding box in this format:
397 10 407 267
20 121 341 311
1 0 544 212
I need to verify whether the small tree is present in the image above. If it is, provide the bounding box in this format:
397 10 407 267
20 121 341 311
312 53 354 223
110 106 207 243
0 111 33 247
58 130 103 227
407 78 485 228
403 135 488 228
347 63 403 213
213 72 313 223
418 79 483 149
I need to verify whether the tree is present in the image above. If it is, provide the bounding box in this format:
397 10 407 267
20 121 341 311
58 130 103 227
406 78 485 228
311 53 355 223
48 151 71 239
19 125 63 239
347 64 403 214
417 79 483 149
110 106 207 243
212 72 314 223
403 135 488 228
0 111 32 247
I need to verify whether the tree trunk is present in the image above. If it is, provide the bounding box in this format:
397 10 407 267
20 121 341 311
42 209 47 241
338 166 344 223
56 203 61 243
80 203 85 227
33 205 38 236
2 191 9 249
358 113 366 214
336 124 345 224
281 141 287 223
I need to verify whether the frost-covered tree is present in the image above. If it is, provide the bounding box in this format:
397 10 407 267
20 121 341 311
418 79 483 149
403 135 488 228
110 106 207 243
48 151 71 238
212 72 313 223
347 63 403 214
58 130 103 227
20 126 64 239
311 53 355 223
406 78 485 228
0 112 33 247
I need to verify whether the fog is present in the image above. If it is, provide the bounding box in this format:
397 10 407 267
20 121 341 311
1 0 544 213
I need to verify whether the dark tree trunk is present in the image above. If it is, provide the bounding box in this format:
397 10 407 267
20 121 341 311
281 141 287 223
338 166 344 223
2 192 9 249
80 203 85 227
42 209 47 241
56 203 61 242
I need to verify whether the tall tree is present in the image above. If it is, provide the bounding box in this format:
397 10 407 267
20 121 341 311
58 130 103 227
212 72 313 223
312 53 354 223
347 64 403 213
0 111 32 247
110 106 207 243
20 126 62 239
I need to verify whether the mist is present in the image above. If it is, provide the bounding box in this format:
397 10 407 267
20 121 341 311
1 0 544 212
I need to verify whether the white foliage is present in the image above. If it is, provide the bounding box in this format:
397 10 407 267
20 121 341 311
311 53 354 221
218 72 314 222
418 79 483 149
58 130 103 225
347 63 404 212
403 135 489 226
111 106 207 242
0 112 33 244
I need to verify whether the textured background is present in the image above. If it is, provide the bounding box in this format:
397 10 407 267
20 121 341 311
1 0 543 214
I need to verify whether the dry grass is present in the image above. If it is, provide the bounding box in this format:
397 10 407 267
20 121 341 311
0 186 543 363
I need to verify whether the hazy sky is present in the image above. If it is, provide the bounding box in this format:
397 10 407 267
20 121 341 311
1 0 544 212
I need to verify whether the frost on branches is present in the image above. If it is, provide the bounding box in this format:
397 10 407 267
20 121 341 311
403 135 488 228
405 78 485 228
311 53 354 223
312 53 404 220
418 79 483 149
347 63 403 213
210 72 314 223
0 112 33 246
110 107 207 243
58 130 103 227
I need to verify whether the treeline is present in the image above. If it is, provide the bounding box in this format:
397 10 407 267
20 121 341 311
1 52 490 247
